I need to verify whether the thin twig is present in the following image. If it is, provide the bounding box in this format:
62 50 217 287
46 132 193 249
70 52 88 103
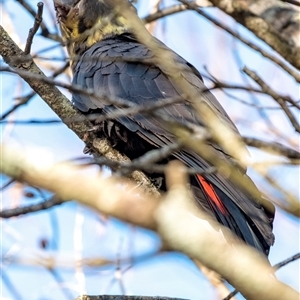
0 96 183 125
0 195 63 218
178 0 300 83
4 65 298 118
0 267 23 300
116 143 182 176
0 179 15 191
0 62 69 120
243 137 300 159
24 2 44 55
89 97 184 131
143 4 187 23
15 0 61 42
243 67 300 133
90 147 217 176
222 290 238 300
0 92 35 120
203 70 300 110
273 253 300 270
279 0 300 6
223 90 297 110
48 268 75 300
143 1 212 24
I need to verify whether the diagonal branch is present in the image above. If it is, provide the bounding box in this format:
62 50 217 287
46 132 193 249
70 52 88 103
178 0 300 83
243 67 300 133
0 25 159 196
1 145 298 300
206 0 300 69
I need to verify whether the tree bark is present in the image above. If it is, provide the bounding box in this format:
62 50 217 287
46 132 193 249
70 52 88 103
209 0 300 69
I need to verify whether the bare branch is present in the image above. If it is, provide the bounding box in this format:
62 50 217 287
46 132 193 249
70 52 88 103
0 62 69 120
207 0 300 69
0 25 159 196
24 2 44 55
15 0 61 42
0 195 63 218
243 137 300 159
243 67 300 133
143 1 212 23
279 0 300 6
178 0 300 82
0 143 160 230
273 252 300 270
222 290 238 300
76 296 188 300
1 144 299 300
156 161 299 300
143 4 187 23
223 252 300 299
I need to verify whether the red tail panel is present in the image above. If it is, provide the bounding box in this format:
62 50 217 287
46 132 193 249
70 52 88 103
197 175 227 215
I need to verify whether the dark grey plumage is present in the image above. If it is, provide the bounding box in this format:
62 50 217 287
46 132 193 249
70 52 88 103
71 33 275 254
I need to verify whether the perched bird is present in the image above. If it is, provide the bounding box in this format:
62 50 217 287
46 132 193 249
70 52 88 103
54 0 275 254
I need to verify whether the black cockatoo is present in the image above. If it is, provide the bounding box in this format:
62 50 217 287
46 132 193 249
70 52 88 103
54 0 275 254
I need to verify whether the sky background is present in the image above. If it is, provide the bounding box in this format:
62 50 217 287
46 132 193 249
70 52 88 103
1 0 299 299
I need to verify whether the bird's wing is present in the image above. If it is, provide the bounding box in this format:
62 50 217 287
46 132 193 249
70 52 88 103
72 34 274 253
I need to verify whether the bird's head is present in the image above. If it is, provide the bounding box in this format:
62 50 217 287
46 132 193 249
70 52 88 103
53 0 136 57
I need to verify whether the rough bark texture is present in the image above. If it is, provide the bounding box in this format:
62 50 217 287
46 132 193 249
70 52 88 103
0 25 159 196
210 0 300 69
76 297 187 300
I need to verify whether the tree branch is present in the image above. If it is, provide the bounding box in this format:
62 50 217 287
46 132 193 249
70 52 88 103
76 296 188 300
0 195 63 218
15 0 61 42
24 2 44 55
178 0 300 82
0 25 159 196
207 0 300 69
1 144 299 300
243 67 300 133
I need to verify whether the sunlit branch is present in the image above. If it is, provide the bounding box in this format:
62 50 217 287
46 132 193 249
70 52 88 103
206 0 300 69
0 25 159 196
178 0 300 83
1 144 299 300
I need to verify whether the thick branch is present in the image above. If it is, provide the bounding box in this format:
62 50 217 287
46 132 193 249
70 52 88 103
208 0 300 69
178 0 300 82
0 144 159 230
1 146 298 300
156 161 299 300
0 25 159 196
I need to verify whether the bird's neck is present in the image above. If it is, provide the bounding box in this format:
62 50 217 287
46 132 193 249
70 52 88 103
66 18 130 66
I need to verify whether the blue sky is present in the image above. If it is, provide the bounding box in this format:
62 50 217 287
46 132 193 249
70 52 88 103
1 0 299 299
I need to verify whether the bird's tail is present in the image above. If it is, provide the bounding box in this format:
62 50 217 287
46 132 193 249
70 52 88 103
193 174 274 255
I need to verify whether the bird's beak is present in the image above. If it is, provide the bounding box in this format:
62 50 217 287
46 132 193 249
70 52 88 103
53 0 81 21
